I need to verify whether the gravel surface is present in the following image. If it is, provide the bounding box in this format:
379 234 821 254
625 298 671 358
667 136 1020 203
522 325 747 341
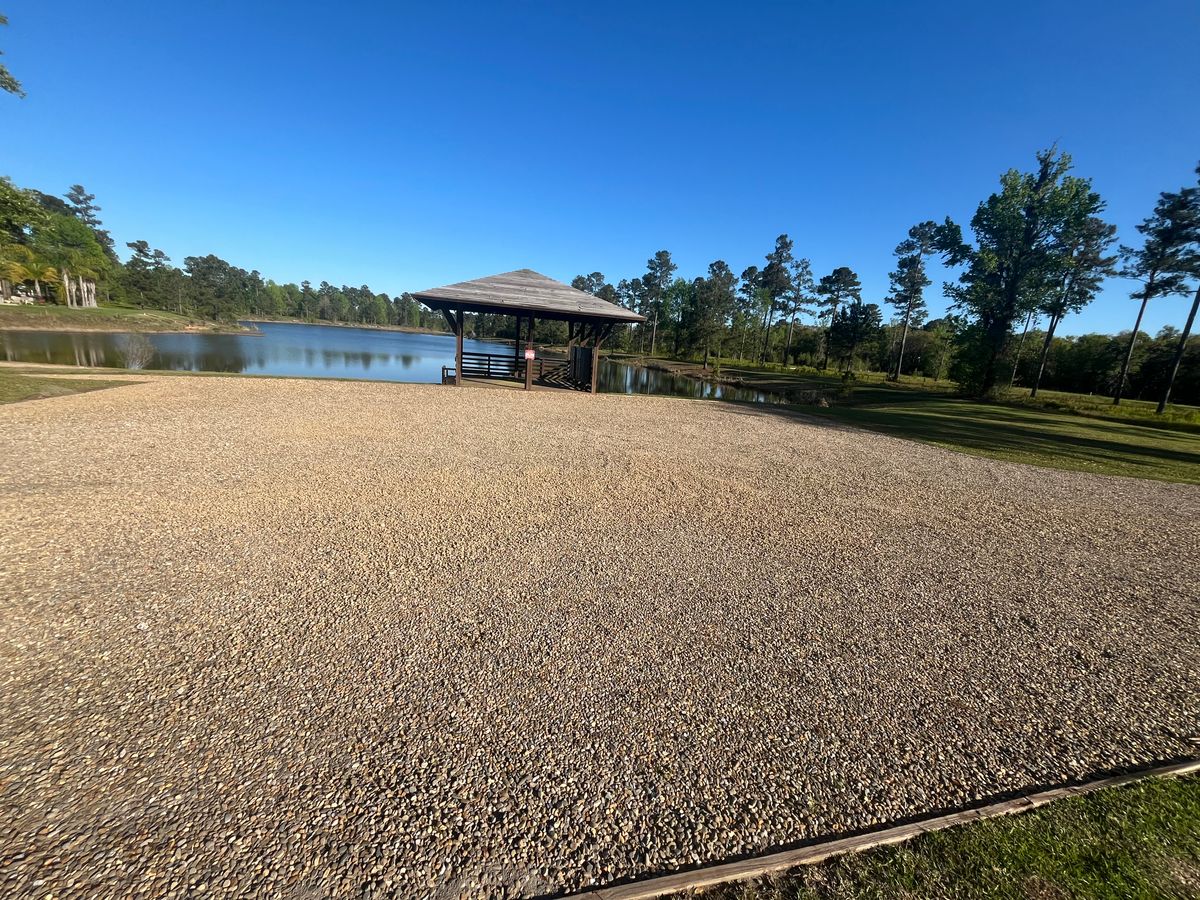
1 375 1197 899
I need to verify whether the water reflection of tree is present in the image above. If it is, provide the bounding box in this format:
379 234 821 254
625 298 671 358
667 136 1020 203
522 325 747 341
116 334 156 369
173 336 250 373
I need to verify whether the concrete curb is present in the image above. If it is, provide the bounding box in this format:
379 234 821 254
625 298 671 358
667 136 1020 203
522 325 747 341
564 758 1200 900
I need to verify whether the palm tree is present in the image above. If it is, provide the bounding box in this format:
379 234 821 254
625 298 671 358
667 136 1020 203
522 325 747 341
0 244 59 302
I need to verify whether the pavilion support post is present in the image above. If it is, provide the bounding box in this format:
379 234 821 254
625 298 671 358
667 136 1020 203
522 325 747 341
513 315 523 372
590 325 611 394
455 307 463 386
573 323 590 389
525 317 535 391
567 321 577 381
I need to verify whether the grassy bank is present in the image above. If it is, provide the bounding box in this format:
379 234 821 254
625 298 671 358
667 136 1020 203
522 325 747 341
689 775 1200 900
0 303 247 332
808 398 1200 483
1006 387 1200 432
0 369 132 404
615 355 1200 482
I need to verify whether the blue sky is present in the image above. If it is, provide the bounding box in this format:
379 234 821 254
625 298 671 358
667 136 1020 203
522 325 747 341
3 0 1198 335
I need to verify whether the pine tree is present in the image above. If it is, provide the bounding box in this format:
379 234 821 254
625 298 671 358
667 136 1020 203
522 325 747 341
1114 166 1200 405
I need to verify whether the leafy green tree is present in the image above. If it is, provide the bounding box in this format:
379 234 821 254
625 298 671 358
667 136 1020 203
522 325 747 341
827 299 883 369
642 250 676 355
362 293 388 324
0 176 45 243
886 254 929 378
734 266 760 360
0 14 23 97
921 316 963 382
939 149 1096 396
260 281 287 317
182 254 263 320
611 277 641 351
65 185 99 225
0 178 49 301
789 325 823 367
33 214 110 306
0 243 58 301
757 234 796 362
63 184 115 259
122 240 178 308
816 266 862 369
664 277 692 355
1029 193 1117 397
782 257 814 365
571 272 607 295
887 221 956 379
684 260 737 368
1114 166 1200 405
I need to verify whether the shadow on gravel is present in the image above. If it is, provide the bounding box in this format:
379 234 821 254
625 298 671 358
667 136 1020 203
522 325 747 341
717 397 1200 483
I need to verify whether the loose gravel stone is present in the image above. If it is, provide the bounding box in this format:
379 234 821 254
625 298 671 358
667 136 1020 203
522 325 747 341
0 374 1197 899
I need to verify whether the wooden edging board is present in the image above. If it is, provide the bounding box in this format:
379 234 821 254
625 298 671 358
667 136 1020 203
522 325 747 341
562 757 1200 900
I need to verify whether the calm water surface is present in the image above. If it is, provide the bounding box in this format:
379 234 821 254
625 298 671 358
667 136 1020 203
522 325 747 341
0 321 784 403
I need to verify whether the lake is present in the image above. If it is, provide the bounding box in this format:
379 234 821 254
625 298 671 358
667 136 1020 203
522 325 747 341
0 321 784 403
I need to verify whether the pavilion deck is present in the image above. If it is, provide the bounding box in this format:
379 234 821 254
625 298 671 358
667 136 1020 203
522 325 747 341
414 268 644 394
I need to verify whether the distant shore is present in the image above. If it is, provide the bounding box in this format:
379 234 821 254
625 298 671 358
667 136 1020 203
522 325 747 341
243 316 448 336
0 304 249 334
0 306 464 336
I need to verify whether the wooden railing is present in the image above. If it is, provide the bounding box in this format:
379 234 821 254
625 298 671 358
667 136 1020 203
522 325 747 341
451 351 581 388
460 351 520 378
528 358 570 382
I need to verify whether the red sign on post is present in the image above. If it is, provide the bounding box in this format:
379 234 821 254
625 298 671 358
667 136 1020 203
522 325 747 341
524 347 535 361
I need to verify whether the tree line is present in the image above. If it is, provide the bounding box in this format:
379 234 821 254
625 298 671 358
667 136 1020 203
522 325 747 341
0 177 446 331
559 150 1200 410
1 150 1198 409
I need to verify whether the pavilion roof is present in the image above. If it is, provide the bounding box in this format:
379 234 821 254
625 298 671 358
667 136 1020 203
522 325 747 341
412 269 644 323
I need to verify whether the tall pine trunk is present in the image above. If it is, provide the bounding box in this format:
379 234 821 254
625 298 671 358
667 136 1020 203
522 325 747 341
759 300 775 364
978 316 1010 397
1009 310 1035 387
820 301 840 371
1114 294 1150 405
893 308 912 381
1029 314 1060 398
1157 283 1199 414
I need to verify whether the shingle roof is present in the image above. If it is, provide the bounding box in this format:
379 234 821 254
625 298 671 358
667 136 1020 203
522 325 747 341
413 269 644 323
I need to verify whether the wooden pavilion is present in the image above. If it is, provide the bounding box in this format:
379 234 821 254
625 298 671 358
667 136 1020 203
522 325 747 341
413 269 644 393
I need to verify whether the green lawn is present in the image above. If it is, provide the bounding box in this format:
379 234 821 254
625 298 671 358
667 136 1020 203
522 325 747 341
0 369 132 405
1005 387 1200 432
668 359 1200 482
809 398 1200 483
0 303 241 332
691 775 1200 900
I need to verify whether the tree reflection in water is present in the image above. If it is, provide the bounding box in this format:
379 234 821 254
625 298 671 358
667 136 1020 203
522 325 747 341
1 321 784 402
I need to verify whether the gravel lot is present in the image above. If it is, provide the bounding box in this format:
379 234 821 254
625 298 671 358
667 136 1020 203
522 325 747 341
1 374 1197 899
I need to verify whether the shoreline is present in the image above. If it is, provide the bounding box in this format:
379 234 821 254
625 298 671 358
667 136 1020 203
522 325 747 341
0 304 250 334
0 324 251 335
243 316 448 336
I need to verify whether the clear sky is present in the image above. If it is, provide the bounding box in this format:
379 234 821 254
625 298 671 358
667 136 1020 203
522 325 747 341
3 1 1198 335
